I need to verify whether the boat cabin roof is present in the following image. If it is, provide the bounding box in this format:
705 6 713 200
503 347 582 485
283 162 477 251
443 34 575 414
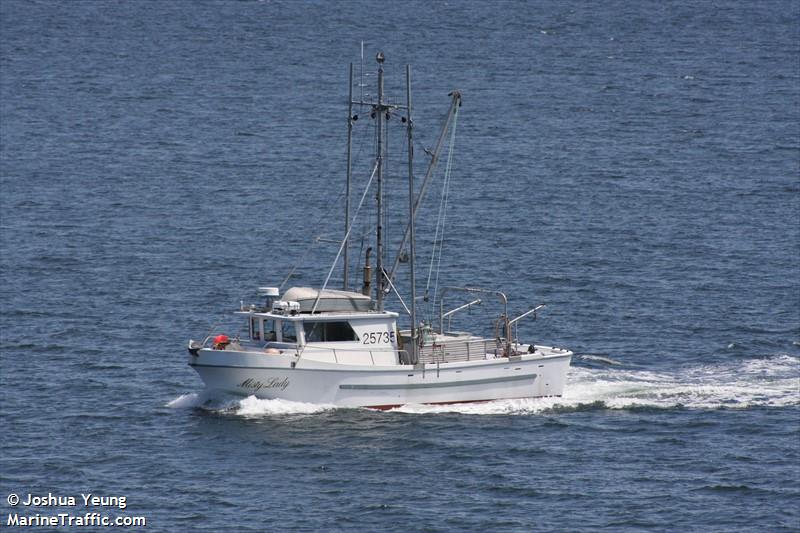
236 310 398 321
235 286 397 322
282 287 372 313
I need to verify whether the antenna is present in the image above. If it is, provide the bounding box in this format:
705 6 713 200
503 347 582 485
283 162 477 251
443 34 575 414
405 64 417 363
376 51 385 312
344 62 354 291
360 40 364 103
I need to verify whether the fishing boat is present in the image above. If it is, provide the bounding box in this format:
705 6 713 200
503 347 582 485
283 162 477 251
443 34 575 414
187 53 572 409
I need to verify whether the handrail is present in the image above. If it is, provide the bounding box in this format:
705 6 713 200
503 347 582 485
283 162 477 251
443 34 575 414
438 287 507 334
509 304 545 327
442 298 482 319
442 298 482 333
417 337 497 364
438 286 510 355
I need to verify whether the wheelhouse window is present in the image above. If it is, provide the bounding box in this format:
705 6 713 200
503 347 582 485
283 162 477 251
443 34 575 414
263 319 276 341
303 321 358 342
280 320 297 342
250 318 277 342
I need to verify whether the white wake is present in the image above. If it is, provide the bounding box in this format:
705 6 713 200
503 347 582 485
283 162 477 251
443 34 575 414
393 354 800 415
166 391 336 416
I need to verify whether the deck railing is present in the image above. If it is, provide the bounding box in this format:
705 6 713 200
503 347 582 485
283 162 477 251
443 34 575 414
417 338 500 364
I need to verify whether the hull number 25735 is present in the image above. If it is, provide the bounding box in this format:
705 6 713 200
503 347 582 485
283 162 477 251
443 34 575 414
362 331 396 344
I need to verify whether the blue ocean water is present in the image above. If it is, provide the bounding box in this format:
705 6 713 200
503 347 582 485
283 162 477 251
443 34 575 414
1 0 798 531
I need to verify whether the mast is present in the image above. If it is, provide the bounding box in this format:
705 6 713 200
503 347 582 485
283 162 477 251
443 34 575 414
343 51 408 311
375 52 385 311
405 64 417 363
344 63 354 291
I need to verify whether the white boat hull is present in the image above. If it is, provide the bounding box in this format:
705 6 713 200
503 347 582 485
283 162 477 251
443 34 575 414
189 348 572 409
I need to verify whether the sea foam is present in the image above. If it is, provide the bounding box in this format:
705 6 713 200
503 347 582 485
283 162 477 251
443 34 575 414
234 395 336 417
393 354 800 415
166 391 336 416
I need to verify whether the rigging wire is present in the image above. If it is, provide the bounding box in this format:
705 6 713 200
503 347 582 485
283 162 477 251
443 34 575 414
279 235 321 290
275 72 419 302
313 160 380 313
377 106 412 309
384 113 389 263
424 106 459 318
342 102 372 286
382 267 411 316
277 112 371 290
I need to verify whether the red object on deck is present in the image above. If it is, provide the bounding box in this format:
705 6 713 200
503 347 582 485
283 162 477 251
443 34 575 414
213 334 229 345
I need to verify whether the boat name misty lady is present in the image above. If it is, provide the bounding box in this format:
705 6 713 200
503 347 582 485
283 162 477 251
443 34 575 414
238 377 290 392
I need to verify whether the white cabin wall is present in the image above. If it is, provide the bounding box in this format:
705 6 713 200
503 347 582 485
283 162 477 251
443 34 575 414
348 318 399 349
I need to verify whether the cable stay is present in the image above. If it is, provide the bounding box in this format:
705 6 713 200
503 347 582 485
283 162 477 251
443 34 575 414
279 108 371 290
382 267 411 316
386 91 461 287
424 105 459 319
427 109 458 315
311 160 380 314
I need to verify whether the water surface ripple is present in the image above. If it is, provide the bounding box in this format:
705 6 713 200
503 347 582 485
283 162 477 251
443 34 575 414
1 1 798 531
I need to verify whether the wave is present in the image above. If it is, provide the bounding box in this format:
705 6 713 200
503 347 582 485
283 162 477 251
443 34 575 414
166 392 208 409
578 354 624 365
235 396 336 416
167 355 799 417
166 391 336 416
